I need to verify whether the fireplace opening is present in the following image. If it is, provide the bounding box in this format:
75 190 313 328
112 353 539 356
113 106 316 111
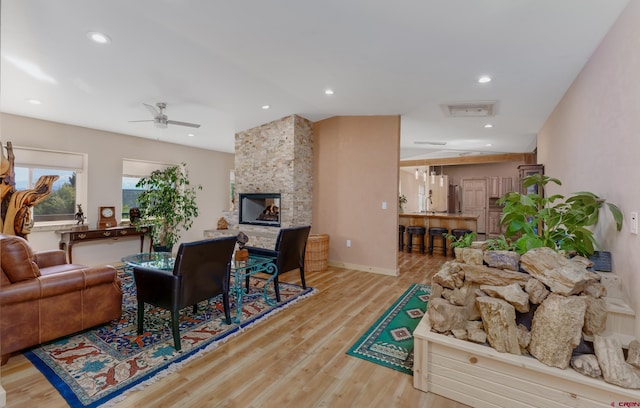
239 193 281 227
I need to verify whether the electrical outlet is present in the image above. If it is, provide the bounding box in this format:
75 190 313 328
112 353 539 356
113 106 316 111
382 201 387 210
631 212 638 235
346 239 351 247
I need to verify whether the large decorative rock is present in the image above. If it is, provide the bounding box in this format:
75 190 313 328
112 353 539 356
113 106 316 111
427 298 466 333
432 261 465 289
520 247 600 296
627 340 640 369
480 283 530 313
467 328 487 344
476 297 520 355
582 281 607 299
524 278 550 305
430 282 443 300
483 250 520 271
517 323 531 351
571 354 602 378
582 296 607 336
461 248 484 265
529 294 587 369
461 264 530 287
449 282 482 320
594 335 640 389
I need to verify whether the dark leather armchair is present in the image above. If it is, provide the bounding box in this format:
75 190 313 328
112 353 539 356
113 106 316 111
133 236 236 351
245 226 311 302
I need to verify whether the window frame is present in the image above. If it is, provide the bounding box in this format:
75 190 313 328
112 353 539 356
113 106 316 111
9 146 87 229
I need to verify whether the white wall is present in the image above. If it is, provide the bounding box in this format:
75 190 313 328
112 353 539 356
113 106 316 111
537 1 640 335
1 113 235 266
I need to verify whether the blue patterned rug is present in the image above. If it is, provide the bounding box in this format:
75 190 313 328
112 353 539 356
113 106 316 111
346 283 431 375
24 267 315 407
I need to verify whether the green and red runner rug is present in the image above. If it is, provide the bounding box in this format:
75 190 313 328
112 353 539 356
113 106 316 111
346 283 431 375
24 267 315 408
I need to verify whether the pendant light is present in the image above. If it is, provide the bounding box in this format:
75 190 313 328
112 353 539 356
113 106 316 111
415 168 419 180
439 165 444 187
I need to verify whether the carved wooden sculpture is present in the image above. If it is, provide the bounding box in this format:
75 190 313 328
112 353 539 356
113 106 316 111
1 141 58 238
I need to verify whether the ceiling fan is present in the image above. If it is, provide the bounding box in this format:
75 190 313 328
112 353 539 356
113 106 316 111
130 102 201 129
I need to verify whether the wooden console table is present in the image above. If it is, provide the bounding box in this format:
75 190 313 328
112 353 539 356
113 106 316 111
56 226 152 263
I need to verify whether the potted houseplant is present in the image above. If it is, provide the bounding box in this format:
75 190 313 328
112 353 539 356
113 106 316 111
443 231 476 260
497 173 623 256
135 162 202 252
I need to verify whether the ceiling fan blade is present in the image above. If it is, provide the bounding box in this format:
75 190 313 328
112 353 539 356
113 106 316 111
167 120 201 128
143 103 159 117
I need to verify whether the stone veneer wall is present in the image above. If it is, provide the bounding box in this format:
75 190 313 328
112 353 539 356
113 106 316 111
207 115 313 248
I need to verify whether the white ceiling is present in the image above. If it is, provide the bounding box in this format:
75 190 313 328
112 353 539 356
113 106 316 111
0 1 629 160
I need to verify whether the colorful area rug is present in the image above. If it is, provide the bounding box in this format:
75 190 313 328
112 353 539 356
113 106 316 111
346 283 431 375
24 266 315 408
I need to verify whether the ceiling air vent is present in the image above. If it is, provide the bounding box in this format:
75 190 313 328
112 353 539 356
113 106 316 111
441 101 497 117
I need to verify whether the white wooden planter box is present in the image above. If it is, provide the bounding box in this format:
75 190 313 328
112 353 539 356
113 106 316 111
413 315 640 408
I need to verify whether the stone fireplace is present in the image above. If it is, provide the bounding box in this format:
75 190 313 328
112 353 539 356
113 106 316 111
239 193 281 227
207 115 313 248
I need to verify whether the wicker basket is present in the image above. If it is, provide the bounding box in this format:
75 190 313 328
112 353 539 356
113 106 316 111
304 234 330 272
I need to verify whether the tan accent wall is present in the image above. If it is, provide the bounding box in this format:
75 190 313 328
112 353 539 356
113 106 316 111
313 116 400 276
537 1 640 335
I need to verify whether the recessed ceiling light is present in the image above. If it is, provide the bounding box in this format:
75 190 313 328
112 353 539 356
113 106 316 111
478 75 492 84
261 105 270 110
485 143 493 147
86 31 111 44
26 98 42 105
484 124 493 128
187 133 195 137
324 89 335 95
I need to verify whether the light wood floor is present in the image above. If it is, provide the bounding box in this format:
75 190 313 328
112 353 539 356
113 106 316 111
1 251 470 408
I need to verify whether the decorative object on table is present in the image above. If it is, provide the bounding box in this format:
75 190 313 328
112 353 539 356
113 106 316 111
1 140 59 239
74 204 86 225
347 283 431 375
128 207 141 224
23 265 316 408
217 216 228 230
97 206 117 229
398 194 407 213
135 162 201 252
235 231 249 261
498 174 623 256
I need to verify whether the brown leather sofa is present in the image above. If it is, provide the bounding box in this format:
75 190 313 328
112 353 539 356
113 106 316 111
0 233 123 364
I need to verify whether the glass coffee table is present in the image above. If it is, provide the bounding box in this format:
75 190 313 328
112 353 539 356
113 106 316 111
122 252 175 271
121 252 278 324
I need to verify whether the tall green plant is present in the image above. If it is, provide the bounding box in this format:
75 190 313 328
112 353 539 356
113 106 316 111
498 174 623 256
136 163 202 249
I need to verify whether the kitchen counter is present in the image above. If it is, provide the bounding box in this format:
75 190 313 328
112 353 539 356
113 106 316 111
399 212 478 235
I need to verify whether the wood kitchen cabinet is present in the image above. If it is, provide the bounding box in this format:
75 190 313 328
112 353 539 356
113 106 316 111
486 176 514 238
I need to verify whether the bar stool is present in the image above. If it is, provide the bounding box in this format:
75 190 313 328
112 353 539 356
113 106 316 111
450 228 473 256
406 226 426 254
428 227 449 256
398 225 406 251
